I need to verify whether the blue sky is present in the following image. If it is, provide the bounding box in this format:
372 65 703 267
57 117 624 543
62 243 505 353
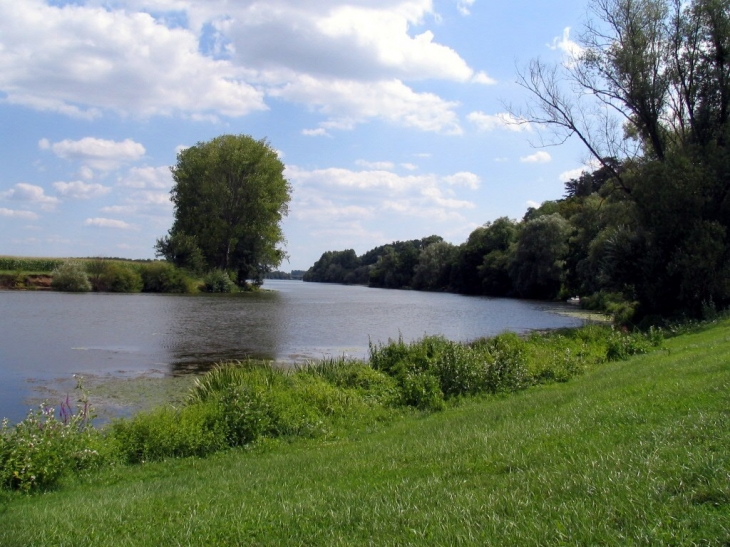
0 0 594 271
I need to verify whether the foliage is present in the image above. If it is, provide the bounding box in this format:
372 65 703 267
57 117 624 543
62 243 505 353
202 269 237 293
50 261 92 292
152 233 205 275
85 259 143 293
137 262 195 293
0 383 104 492
158 134 292 287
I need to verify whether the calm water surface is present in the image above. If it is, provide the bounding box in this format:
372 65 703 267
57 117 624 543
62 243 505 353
0 280 585 422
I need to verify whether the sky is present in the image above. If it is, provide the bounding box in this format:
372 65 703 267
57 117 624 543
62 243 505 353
0 0 595 271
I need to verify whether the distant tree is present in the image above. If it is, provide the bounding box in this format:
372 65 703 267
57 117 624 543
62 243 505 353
156 134 291 287
510 214 572 299
412 241 457 291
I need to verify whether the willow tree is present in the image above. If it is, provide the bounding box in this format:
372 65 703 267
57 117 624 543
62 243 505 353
156 135 291 287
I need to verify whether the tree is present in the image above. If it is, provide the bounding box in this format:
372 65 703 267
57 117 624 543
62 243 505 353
510 214 572 299
515 0 730 316
156 135 291 287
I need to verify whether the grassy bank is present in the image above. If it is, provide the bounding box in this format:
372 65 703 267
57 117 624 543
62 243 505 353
1 321 727 545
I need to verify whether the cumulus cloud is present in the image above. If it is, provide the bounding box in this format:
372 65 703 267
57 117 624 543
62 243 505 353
0 1 487 133
0 0 265 118
520 151 552 163
272 77 462 134
2 183 59 208
443 171 480 189
40 137 146 170
0 207 39 220
467 112 531 132
118 166 173 189
84 217 137 229
53 180 112 199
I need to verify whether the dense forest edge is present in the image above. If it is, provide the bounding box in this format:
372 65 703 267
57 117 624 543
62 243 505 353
2 317 728 545
303 154 729 327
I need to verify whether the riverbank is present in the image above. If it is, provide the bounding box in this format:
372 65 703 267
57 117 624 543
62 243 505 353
2 320 728 545
0 273 52 290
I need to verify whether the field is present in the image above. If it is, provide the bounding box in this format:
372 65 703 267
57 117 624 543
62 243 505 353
1 320 728 546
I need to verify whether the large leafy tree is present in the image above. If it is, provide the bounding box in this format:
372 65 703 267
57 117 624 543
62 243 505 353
156 135 291 286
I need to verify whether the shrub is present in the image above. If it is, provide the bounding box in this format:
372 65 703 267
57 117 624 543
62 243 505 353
86 260 142 292
0 392 103 492
400 372 445 411
202 269 236 293
138 262 194 293
433 344 486 397
104 263 143 292
50 261 92 292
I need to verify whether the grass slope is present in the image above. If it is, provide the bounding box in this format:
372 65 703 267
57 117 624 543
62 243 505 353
2 323 728 546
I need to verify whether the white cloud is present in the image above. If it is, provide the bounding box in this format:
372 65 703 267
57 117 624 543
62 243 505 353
467 111 531 132
520 151 552 163
41 137 146 170
0 207 39 220
272 77 462 134
457 0 476 16
549 27 583 66
400 163 418 171
130 191 173 207
558 159 601 182
1 183 59 207
118 166 173 189
471 71 496 85
443 171 480 190
0 0 265 119
558 167 587 182
526 200 540 209
84 217 138 230
287 165 430 192
0 1 486 134
53 181 111 199
355 160 395 170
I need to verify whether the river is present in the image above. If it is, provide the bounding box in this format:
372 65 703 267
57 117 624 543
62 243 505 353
0 280 586 423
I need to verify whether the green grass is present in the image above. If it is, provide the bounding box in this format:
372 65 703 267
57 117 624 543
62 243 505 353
1 322 728 545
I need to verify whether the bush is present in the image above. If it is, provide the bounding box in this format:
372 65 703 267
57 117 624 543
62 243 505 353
50 261 92 292
0 393 103 492
202 269 236 293
86 260 142 292
138 262 194 293
104 263 143 292
400 372 445 411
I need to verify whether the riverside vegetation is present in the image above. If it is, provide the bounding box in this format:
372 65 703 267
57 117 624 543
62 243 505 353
0 256 240 294
0 318 727 545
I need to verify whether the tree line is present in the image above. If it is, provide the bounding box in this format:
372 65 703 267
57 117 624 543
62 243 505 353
307 0 730 323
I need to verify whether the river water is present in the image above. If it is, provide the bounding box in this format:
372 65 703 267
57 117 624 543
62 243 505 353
0 280 586 423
